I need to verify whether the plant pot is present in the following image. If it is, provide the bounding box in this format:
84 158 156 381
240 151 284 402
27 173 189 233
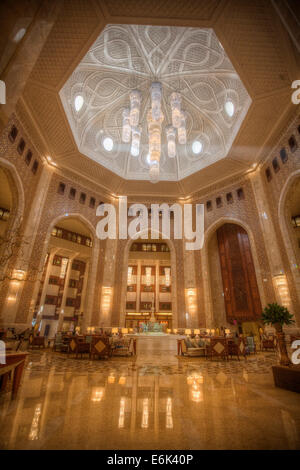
272 365 300 393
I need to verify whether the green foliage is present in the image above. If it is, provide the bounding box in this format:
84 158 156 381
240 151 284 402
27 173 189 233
261 303 295 326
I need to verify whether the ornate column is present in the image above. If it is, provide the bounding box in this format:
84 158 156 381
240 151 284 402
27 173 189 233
250 170 293 311
82 238 100 331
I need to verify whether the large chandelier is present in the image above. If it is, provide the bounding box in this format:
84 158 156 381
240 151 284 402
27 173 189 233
122 83 186 183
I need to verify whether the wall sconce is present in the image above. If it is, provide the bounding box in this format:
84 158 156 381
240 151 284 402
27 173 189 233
102 286 113 315
272 274 291 309
108 374 115 384
185 288 197 316
13 269 26 281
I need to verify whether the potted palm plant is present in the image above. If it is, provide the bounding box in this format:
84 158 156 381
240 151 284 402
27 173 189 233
261 303 300 393
261 302 294 366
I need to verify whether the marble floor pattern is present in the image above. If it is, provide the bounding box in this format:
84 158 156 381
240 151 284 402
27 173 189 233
0 341 300 450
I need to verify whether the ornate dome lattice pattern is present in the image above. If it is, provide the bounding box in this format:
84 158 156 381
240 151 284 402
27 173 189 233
60 24 251 182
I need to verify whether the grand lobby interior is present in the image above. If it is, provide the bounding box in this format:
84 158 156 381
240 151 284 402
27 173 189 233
0 0 300 452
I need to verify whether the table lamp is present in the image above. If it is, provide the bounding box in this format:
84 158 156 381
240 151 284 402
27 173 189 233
185 329 192 336
111 327 118 335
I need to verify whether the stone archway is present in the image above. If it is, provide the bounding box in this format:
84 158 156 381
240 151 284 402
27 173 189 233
118 229 178 328
31 212 100 333
202 217 266 328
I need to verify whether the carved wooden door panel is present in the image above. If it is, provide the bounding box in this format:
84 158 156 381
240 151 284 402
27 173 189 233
217 224 262 323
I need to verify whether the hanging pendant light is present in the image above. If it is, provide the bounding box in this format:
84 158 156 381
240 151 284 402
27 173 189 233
129 89 141 127
147 109 164 163
151 82 162 121
170 92 182 128
122 108 131 143
166 125 176 158
178 111 187 145
149 161 159 184
131 126 141 156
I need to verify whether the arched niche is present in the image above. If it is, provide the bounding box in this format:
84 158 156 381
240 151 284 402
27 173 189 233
203 218 265 332
33 213 98 336
119 229 178 328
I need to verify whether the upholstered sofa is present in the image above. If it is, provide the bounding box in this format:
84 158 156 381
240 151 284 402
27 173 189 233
178 337 208 357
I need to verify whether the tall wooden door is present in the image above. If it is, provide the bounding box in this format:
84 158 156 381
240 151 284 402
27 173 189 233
217 224 262 323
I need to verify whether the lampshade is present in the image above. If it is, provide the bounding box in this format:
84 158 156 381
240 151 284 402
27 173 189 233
194 329 200 335
225 328 230 334
185 329 192 335
121 328 128 334
111 327 118 334
206 329 211 334
173 329 178 334
166 328 171 334
211 329 215 335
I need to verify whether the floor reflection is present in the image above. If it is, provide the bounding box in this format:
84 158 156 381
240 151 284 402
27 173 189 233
0 350 300 450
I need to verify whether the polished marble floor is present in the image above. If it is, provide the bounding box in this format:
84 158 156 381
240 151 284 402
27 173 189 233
0 338 300 450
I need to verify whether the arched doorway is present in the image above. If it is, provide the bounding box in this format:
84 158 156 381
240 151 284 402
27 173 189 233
34 215 95 336
278 172 300 320
207 222 263 336
120 231 178 329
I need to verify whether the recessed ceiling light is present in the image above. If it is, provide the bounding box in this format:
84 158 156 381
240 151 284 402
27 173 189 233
13 28 26 43
225 100 234 117
103 137 114 152
74 95 84 112
192 140 203 155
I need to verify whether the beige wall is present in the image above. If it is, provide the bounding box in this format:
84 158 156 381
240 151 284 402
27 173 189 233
0 114 300 330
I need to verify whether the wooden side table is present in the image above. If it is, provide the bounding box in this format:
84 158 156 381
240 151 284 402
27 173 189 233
0 352 28 398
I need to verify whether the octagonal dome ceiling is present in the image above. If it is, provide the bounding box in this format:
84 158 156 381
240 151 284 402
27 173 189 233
60 24 251 182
